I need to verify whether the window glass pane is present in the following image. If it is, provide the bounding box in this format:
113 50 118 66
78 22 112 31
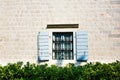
52 32 73 60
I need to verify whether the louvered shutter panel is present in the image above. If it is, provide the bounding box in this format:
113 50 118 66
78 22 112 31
76 31 88 61
38 32 49 61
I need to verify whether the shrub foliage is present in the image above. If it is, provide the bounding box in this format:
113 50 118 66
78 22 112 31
0 61 120 80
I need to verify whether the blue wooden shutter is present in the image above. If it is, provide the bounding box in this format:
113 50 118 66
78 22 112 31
76 31 88 61
38 32 49 61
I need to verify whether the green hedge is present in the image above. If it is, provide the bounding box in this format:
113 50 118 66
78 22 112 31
0 61 120 80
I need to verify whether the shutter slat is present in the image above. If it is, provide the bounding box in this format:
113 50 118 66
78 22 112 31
38 36 49 39
76 39 88 42
76 36 88 38
38 51 50 56
39 39 49 42
77 55 88 60
39 42 49 46
76 31 88 35
76 42 88 45
38 50 49 53
38 32 49 61
38 32 49 35
77 51 88 55
40 56 49 60
76 31 88 61
39 46 49 49
77 50 88 52
76 46 88 50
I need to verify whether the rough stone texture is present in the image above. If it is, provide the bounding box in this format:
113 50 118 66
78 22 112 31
0 0 120 65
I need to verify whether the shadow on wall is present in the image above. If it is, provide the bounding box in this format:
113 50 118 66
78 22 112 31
56 56 87 66
76 55 88 66
56 60 63 67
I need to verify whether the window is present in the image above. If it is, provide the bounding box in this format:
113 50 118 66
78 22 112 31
38 24 88 62
52 32 74 60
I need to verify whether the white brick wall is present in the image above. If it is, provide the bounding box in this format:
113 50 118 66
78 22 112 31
0 0 120 66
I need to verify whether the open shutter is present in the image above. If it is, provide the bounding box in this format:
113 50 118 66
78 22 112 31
76 31 88 61
38 32 49 61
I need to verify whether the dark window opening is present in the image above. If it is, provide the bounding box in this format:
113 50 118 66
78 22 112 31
52 32 74 60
